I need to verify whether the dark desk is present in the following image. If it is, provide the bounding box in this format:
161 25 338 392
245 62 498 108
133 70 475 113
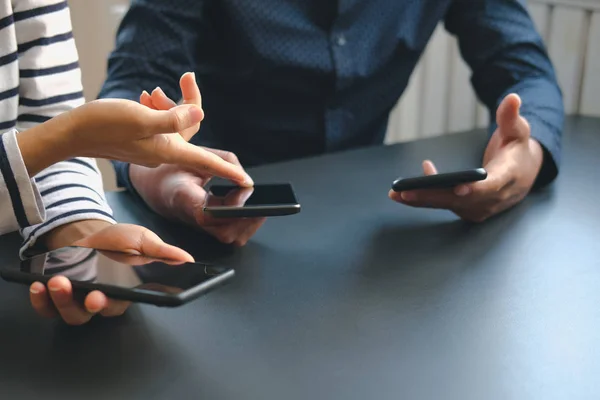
1 117 599 400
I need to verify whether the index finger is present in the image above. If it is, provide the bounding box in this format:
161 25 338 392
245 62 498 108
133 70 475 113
468 158 514 197
224 186 254 207
30 282 58 318
178 143 254 186
201 147 243 167
47 276 94 325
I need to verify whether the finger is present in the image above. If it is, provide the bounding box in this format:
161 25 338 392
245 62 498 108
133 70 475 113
233 218 266 247
151 87 178 110
84 291 130 317
454 184 471 197
167 180 211 225
144 104 204 136
496 93 530 142
140 90 156 109
136 227 195 262
100 299 131 317
391 188 460 210
422 160 438 175
83 290 108 314
223 186 254 207
203 219 251 244
173 142 254 186
470 156 514 197
180 72 202 107
29 282 58 318
201 147 243 167
47 276 94 325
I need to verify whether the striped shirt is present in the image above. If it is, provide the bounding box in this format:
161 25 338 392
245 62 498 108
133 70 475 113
0 0 114 257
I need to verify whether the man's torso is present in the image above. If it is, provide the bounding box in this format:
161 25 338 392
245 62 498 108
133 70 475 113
187 0 453 165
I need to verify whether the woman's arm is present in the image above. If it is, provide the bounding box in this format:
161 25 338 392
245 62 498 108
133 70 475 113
6 1 248 257
0 129 46 234
12 0 115 256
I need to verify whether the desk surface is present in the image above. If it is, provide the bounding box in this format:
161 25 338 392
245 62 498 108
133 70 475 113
0 117 599 400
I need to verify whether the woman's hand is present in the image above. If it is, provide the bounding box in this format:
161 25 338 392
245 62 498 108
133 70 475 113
16 72 252 186
29 223 193 325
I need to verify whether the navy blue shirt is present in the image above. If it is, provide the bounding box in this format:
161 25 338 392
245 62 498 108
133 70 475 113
98 0 563 190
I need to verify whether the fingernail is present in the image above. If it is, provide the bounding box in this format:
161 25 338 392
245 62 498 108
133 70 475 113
401 192 415 202
87 306 102 314
153 86 163 95
142 90 150 96
243 175 254 187
30 286 40 294
191 72 196 80
49 285 60 292
455 186 470 196
513 93 521 106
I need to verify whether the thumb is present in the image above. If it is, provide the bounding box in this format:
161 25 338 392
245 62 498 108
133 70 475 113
496 93 530 142
145 104 204 136
137 228 195 262
422 160 438 176
74 224 194 262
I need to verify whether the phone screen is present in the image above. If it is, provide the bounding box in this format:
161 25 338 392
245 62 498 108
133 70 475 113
208 184 298 206
21 247 230 295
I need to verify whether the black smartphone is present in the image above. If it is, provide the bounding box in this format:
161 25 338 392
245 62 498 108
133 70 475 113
203 183 301 218
0 247 234 307
392 168 487 192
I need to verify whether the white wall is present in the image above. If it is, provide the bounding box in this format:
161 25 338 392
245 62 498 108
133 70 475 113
66 0 600 188
386 0 600 144
68 0 130 190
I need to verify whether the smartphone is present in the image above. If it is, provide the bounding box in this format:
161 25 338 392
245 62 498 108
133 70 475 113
392 168 487 192
203 183 301 218
0 247 235 307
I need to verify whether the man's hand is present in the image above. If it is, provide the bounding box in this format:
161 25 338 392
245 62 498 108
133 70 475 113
131 73 266 245
130 160 266 246
389 93 544 222
30 223 193 325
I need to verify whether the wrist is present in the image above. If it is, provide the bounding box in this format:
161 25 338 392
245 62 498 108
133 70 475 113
41 219 114 250
16 114 76 176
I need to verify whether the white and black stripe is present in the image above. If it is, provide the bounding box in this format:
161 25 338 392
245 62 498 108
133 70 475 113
29 246 98 282
0 129 44 232
0 0 115 257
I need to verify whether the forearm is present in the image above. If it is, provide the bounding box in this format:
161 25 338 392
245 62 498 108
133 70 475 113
445 0 564 187
15 112 77 177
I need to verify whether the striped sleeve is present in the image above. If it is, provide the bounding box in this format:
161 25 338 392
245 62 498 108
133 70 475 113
0 128 44 233
31 246 99 282
12 0 115 257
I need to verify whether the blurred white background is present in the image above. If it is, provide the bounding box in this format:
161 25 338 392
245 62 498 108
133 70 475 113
66 0 600 191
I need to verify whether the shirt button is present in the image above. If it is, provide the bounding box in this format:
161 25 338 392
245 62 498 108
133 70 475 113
335 34 347 46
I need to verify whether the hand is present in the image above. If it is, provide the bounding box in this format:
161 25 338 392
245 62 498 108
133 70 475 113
18 72 252 184
29 223 193 325
130 162 266 246
132 75 265 245
389 93 544 222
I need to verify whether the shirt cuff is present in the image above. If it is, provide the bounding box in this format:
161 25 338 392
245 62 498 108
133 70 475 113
19 212 116 259
112 159 143 199
0 129 45 228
